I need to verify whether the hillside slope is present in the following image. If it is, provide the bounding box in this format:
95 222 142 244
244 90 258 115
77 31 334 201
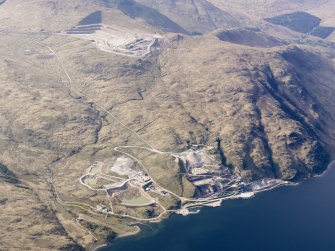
155 34 334 180
0 0 335 250
134 0 240 34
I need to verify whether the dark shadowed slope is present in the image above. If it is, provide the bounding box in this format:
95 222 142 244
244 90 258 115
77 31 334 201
216 29 287 48
117 0 189 34
265 12 321 33
136 0 240 34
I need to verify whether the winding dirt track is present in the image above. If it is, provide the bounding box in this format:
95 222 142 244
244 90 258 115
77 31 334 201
35 39 247 225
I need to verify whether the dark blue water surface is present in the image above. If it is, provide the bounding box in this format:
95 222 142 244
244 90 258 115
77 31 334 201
102 162 335 251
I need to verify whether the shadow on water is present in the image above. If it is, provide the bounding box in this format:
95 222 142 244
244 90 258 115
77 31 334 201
101 161 335 251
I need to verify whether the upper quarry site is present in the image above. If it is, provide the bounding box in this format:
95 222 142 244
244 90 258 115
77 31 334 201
63 11 161 57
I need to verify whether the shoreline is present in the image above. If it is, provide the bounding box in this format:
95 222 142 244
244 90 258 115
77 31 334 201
90 182 292 251
313 160 335 178
116 226 141 239
91 160 335 251
91 225 142 251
